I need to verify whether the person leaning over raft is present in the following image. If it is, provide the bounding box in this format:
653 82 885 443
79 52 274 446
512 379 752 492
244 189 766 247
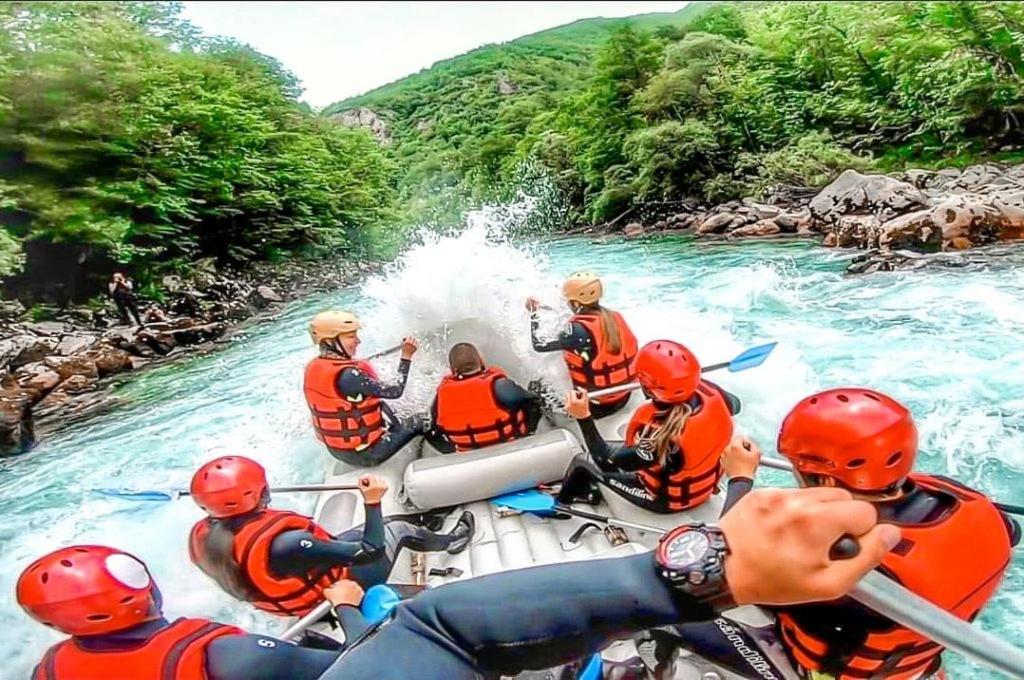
559 340 741 513
426 342 544 453
718 388 1020 680
17 486 903 680
303 310 423 466
187 456 474 618
527 272 638 418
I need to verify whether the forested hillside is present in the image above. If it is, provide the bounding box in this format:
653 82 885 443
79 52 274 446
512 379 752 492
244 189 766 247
327 1 1024 225
0 2 395 304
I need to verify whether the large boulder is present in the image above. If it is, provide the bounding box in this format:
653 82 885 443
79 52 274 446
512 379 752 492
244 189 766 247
251 285 283 309
56 333 97 356
0 381 35 455
809 170 929 225
623 222 645 238
877 210 942 252
728 220 781 239
43 355 99 382
85 345 134 377
25 321 66 336
14 363 61 400
774 210 812 233
1 335 59 370
696 212 738 235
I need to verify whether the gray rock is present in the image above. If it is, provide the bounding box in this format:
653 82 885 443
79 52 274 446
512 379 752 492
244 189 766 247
255 285 283 303
15 362 61 398
329 107 391 146
696 213 737 234
497 73 517 95
56 333 96 356
2 335 59 369
809 170 929 225
0 300 25 318
623 222 645 238
26 321 66 336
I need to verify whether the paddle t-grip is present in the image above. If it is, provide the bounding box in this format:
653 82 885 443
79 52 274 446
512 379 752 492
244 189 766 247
830 534 861 561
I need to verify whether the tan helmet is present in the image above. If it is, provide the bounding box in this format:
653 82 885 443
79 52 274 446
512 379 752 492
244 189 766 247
309 310 361 345
562 272 603 306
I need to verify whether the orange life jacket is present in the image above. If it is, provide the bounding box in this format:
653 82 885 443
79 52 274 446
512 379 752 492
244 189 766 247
563 312 638 406
189 509 350 618
303 356 384 454
778 474 1012 680
434 366 529 451
624 381 733 511
33 618 240 680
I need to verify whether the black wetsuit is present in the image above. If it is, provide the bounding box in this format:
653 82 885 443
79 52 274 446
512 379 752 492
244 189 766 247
425 375 544 453
267 503 472 589
719 476 1022 678
558 382 741 513
332 356 424 467
529 313 629 419
109 279 142 326
49 552 720 680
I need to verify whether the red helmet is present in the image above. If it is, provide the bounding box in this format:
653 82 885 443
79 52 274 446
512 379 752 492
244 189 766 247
635 340 701 404
777 388 917 491
17 545 159 636
190 455 268 518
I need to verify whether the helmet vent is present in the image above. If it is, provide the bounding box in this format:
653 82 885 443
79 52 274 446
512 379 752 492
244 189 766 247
864 392 881 401
836 394 849 403
86 614 112 622
243 491 254 496
215 464 223 470
226 502 237 507
60 560 72 568
847 458 866 469
74 548 88 553
40 572 49 584
120 596 134 604
809 397 818 405
886 452 904 467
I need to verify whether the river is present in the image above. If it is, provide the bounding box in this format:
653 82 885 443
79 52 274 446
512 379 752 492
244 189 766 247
3 203 1022 678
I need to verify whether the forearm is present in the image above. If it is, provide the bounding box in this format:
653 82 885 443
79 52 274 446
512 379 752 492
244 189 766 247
334 604 371 641
394 552 715 674
375 359 411 399
530 316 563 352
206 634 339 680
361 502 385 552
721 477 753 516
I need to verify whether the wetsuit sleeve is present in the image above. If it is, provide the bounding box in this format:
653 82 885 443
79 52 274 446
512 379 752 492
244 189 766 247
335 604 371 641
493 378 541 411
704 380 741 415
530 318 590 353
720 477 753 516
205 633 339 680
577 418 649 471
318 552 716 679
267 505 386 577
336 359 411 400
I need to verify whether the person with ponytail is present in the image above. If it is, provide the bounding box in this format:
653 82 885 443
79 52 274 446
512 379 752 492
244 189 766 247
558 340 741 513
526 272 638 418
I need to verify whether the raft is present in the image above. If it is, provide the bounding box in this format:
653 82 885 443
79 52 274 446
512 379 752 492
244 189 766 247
302 321 794 679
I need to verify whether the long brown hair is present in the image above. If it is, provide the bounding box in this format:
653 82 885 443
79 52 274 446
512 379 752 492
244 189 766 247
576 303 622 355
639 403 693 465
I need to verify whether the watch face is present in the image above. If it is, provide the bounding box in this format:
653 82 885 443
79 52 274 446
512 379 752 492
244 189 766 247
665 530 710 568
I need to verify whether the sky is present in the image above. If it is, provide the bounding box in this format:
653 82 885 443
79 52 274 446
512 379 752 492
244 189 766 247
181 1 688 109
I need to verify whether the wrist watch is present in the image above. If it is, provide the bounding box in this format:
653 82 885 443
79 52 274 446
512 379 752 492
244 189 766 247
654 523 734 610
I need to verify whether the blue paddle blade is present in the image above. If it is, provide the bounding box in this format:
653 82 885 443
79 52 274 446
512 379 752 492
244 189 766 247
579 654 603 680
490 489 558 515
361 584 401 624
727 341 777 372
94 489 175 502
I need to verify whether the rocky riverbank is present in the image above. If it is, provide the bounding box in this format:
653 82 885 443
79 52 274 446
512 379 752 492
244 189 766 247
601 162 1024 272
0 258 379 455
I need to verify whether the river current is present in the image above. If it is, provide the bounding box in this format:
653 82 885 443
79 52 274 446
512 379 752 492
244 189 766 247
2 204 1022 677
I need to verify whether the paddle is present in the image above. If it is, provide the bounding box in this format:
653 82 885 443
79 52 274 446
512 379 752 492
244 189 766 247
94 482 359 502
587 342 777 401
366 344 403 361
492 489 1024 679
759 457 1024 517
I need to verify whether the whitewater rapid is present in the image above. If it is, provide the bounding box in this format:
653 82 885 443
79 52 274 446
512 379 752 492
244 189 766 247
2 205 1022 678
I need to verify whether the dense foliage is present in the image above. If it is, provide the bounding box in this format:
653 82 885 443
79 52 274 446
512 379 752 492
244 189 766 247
329 1 1024 223
0 2 395 303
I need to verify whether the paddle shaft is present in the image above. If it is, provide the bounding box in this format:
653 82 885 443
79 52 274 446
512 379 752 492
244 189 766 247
759 457 1024 517
366 344 403 361
555 499 1023 678
175 483 359 498
280 600 334 641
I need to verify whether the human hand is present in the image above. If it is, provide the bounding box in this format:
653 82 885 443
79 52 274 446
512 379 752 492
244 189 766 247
358 474 388 504
720 487 901 606
722 435 761 479
400 336 418 360
323 580 364 608
564 388 591 420
525 297 540 313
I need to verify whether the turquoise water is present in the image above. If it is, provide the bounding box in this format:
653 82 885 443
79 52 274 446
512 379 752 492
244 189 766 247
2 218 1022 677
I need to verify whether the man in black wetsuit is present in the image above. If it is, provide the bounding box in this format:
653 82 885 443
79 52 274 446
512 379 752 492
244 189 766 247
427 342 543 452
188 455 474 619
303 310 424 466
108 272 143 327
18 486 902 679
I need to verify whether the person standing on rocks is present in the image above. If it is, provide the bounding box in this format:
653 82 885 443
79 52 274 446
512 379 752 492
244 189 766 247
108 272 142 328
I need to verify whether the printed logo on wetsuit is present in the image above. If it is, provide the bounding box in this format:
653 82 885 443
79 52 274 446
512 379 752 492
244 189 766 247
713 618 781 680
608 478 655 501
635 438 656 462
299 539 313 549
257 639 276 649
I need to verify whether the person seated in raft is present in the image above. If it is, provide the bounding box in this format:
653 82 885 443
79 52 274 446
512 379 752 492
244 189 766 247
426 342 544 453
526 272 638 418
717 388 1020 680
304 310 423 467
187 456 474 619
18 485 903 680
558 340 741 513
